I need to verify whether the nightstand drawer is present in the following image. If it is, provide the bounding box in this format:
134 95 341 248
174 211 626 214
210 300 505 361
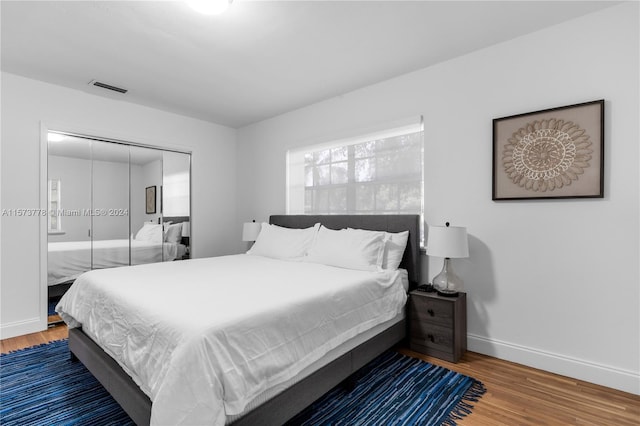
410 323 454 353
410 297 454 327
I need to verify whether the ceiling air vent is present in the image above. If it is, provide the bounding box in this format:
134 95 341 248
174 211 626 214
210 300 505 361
88 80 128 94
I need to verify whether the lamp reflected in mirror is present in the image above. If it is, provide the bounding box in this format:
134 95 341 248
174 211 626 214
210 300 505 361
242 220 261 248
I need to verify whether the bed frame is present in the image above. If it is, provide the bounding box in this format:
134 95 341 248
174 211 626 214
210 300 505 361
68 214 420 425
49 281 74 299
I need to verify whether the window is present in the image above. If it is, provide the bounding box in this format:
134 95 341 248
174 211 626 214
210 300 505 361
48 178 62 233
163 171 190 217
287 118 424 241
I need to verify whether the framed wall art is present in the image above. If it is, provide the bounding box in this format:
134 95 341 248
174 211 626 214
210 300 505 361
145 185 156 214
492 99 604 200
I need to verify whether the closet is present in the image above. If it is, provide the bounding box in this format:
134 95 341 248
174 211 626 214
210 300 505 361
46 131 191 322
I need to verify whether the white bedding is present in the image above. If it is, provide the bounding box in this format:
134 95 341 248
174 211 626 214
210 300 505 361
57 254 407 425
48 239 181 285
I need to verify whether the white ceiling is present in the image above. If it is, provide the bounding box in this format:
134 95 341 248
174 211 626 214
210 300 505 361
1 1 618 128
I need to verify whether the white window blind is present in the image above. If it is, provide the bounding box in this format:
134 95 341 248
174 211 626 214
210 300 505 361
163 171 190 216
48 178 62 232
287 117 424 228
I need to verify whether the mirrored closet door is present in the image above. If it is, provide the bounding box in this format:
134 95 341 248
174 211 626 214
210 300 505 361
46 132 191 322
130 146 164 265
92 140 131 269
161 150 191 260
47 134 92 292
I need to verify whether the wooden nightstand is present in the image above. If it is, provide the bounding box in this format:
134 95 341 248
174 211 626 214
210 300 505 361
409 290 467 362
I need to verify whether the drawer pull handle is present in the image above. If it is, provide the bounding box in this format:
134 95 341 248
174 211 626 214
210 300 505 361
427 309 435 316
427 334 435 342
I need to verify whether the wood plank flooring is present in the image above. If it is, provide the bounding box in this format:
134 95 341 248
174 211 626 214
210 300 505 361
397 348 640 426
2 325 638 425
0 322 68 354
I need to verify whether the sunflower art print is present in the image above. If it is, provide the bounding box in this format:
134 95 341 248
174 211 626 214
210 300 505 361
492 100 604 200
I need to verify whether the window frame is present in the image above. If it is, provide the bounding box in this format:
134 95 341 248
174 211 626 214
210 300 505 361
287 118 424 242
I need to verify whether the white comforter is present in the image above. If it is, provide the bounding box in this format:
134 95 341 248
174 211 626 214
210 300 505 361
48 239 180 285
57 254 407 425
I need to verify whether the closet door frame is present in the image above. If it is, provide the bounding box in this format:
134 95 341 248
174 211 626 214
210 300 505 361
40 122 192 329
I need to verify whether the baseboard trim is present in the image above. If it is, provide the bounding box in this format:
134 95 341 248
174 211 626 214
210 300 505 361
0 317 45 340
468 334 640 395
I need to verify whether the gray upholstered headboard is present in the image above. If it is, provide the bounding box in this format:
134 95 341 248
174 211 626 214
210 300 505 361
163 216 190 224
269 215 421 290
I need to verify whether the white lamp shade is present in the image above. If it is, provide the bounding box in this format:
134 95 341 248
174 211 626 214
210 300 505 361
181 222 190 237
426 225 469 258
242 222 261 242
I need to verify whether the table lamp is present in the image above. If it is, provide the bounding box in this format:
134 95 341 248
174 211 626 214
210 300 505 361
426 222 469 297
242 220 261 243
181 222 191 251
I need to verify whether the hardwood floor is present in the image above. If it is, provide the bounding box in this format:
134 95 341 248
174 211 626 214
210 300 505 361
0 322 68 354
397 348 640 426
2 326 638 425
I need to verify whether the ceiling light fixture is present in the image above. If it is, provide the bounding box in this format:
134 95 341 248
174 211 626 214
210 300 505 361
186 0 233 16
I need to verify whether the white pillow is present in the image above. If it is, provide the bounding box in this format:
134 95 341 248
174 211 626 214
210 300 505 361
134 222 154 239
345 228 409 270
382 230 409 270
305 226 385 271
164 223 183 244
135 223 163 243
247 222 320 259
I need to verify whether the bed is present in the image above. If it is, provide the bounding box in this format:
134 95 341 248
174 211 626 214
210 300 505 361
60 214 420 425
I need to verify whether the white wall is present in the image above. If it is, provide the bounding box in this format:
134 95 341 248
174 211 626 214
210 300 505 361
48 155 133 242
1 72 237 338
130 162 146 235
236 3 639 394
141 159 163 224
47 155 91 243
92 159 131 240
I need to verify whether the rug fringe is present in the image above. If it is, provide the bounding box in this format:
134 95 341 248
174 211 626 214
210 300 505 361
441 379 487 426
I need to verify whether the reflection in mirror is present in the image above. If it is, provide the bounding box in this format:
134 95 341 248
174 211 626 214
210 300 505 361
162 151 191 260
47 132 92 323
46 131 192 323
91 140 131 269
130 146 166 264
48 178 62 233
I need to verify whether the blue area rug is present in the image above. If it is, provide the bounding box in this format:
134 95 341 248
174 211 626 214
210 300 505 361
1 340 484 425
0 339 133 426
47 298 61 316
287 351 485 426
